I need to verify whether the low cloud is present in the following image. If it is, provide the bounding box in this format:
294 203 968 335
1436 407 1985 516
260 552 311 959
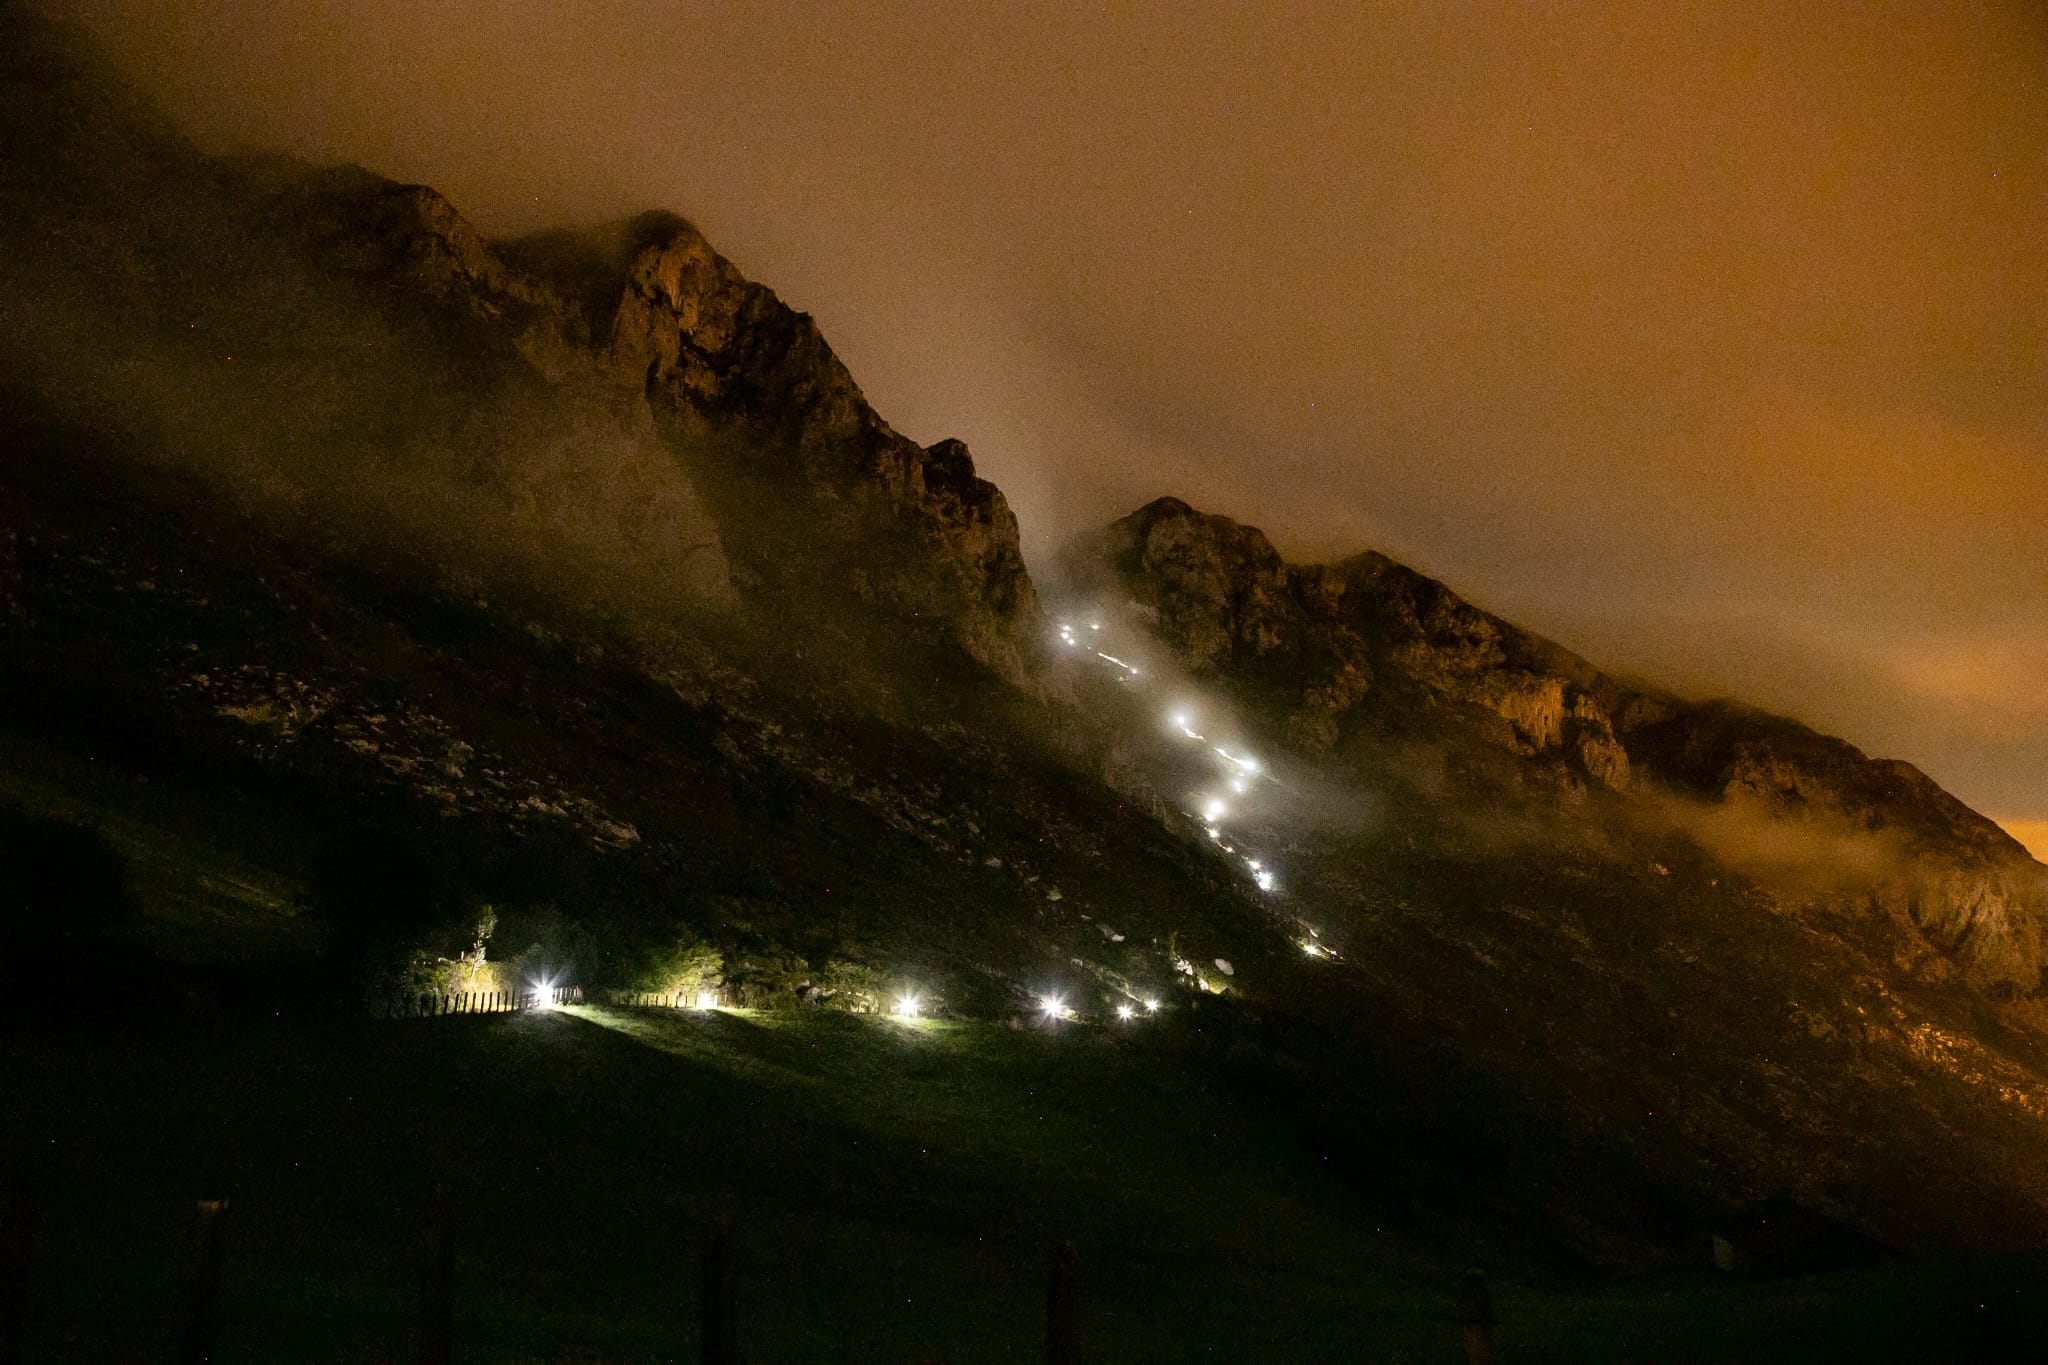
40 0 2048 828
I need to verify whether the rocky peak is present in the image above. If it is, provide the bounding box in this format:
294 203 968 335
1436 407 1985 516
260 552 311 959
1070 496 2048 995
1624 700 2048 993
226 164 1038 676
1064 497 1630 782
566 214 1039 673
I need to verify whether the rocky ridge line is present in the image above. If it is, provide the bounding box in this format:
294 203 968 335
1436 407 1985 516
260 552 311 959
1064 496 2048 995
232 168 1039 678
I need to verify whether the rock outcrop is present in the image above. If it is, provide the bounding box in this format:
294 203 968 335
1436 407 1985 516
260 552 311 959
1068 496 2048 994
229 171 1040 675
1063 497 1632 785
17 92 1041 682
1624 700 2048 994
573 215 1037 672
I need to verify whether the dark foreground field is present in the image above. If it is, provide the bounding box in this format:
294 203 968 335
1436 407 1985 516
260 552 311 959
3 1007 2044 1363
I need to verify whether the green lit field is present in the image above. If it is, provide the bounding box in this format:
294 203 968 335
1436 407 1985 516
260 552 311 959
6 1006 2046 1363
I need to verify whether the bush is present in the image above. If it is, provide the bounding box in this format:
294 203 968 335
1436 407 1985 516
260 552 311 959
637 930 723 998
815 958 885 1014
721 947 812 1009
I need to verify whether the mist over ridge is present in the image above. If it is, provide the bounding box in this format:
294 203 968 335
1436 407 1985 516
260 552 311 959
47 0 2047 839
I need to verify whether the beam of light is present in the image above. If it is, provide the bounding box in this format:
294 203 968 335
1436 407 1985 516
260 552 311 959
1144 998 1160 1012
695 990 718 1010
1253 867 1277 892
531 977 553 1009
893 992 921 1019
1206 825 1223 841
1040 994 1066 1018
1302 940 1324 957
1202 798 1228 822
1094 651 1139 676
1116 1004 1134 1020
1213 747 1261 776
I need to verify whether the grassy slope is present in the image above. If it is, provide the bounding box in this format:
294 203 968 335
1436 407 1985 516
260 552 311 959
6 1008 2045 1364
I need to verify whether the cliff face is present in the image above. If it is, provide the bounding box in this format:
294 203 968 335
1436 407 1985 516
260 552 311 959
1066 496 2048 995
1624 700 2048 995
1063 497 1633 785
585 218 1038 671
19 111 1039 685
222 168 1039 677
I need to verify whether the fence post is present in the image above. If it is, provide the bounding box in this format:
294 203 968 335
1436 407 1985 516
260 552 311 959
1461 1271 1498 1365
175 1196 229 1365
419 1182 453 1365
1047 1241 1079 1365
701 1214 737 1365
0 1171 33 1365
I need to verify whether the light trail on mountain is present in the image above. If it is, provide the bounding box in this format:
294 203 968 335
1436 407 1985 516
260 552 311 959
1053 614 1290 906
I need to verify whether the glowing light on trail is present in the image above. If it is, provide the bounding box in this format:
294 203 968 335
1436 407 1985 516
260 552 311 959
1040 994 1066 1019
695 990 718 1011
1202 798 1228 823
1213 747 1262 776
1117 1004 1134 1020
893 993 921 1019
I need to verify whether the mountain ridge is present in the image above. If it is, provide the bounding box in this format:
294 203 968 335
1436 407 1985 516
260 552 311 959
1060 495 2048 995
9 0 2048 1278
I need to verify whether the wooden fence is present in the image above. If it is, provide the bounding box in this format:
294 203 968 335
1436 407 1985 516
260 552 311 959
383 987 744 1019
382 985 583 1019
117 1193 1504 1365
604 988 716 1009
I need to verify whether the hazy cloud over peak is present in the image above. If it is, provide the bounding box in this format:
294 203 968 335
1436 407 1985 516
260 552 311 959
55 0 2048 840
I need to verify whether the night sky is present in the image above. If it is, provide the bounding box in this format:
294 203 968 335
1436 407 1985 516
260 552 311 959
58 2 2048 851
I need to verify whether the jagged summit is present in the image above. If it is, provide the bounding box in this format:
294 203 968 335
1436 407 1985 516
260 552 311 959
1065 494 2048 993
1063 495 1634 778
0 9 1038 685
223 162 1042 675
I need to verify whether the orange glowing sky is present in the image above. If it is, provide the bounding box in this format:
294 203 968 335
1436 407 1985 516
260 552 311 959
58 1 2048 845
